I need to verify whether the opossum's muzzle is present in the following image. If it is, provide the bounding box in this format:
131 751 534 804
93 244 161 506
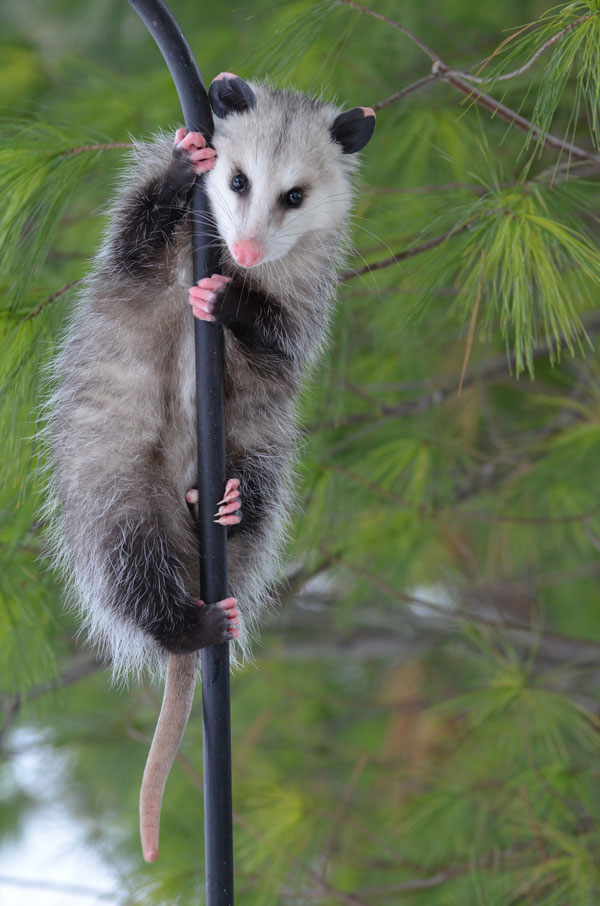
231 238 264 268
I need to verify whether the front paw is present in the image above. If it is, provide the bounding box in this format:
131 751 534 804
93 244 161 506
173 127 217 174
188 274 232 322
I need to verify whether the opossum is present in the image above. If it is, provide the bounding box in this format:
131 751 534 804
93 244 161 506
47 72 375 863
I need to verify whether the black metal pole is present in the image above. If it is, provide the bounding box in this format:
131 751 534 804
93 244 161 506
126 3 233 904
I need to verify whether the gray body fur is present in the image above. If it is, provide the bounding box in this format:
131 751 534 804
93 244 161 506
47 82 364 681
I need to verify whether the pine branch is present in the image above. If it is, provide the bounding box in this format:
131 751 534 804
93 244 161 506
457 12 596 83
338 0 440 62
319 461 600 529
23 656 106 700
319 754 370 879
340 217 479 281
440 66 598 162
21 279 83 321
341 558 600 664
346 1 600 163
372 73 436 111
313 312 600 432
353 818 597 897
56 141 133 158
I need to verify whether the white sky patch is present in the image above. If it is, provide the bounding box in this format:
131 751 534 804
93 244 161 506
408 584 457 622
0 729 120 906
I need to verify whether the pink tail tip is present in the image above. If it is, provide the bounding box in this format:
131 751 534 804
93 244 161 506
144 847 159 863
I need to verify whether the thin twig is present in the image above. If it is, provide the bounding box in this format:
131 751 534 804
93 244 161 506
348 1 600 164
56 141 133 157
457 12 596 84
441 67 599 162
340 217 478 281
0 876 113 901
312 312 600 432
21 279 83 322
320 754 370 876
321 460 600 528
458 248 485 394
339 0 440 63
340 558 600 660
373 73 436 110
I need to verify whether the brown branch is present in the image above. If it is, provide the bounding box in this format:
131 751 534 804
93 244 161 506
320 461 600 529
56 141 133 158
460 12 596 84
347 2 600 164
458 503 600 527
319 754 370 876
312 312 600 432
353 819 596 898
373 73 436 110
340 217 478 281
5 656 107 705
363 180 486 195
339 0 440 63
21 279 83 321
441 66 599 162
340 558 600 661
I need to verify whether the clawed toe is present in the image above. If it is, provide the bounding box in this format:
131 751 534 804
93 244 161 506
214 477 242 526
218 598 240 638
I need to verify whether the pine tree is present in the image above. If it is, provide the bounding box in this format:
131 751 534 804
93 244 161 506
2 1 600 903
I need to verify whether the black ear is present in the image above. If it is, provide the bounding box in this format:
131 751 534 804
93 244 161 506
330 106 376 154
209 72 256 119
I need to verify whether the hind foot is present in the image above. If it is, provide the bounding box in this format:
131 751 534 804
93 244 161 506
196 597 240 641
165 597 240 652
214 478 242 525
185 478 242 526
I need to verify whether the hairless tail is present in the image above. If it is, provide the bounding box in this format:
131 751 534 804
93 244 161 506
139 651 199 862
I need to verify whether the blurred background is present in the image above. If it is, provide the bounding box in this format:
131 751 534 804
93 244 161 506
2 0 600 903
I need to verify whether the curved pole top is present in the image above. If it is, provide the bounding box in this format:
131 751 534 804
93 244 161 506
128 0 214 139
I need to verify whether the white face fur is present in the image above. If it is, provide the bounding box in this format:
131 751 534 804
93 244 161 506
204 83 360 269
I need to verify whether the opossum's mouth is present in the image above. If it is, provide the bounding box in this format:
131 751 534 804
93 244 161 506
231 238 264 268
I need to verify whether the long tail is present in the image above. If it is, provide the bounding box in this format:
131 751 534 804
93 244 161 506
139 651 198 862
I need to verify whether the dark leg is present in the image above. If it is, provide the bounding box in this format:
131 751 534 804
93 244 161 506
104 513 239 653
111 129 217 276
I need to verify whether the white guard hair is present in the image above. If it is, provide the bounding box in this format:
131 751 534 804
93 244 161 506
44 79 365 683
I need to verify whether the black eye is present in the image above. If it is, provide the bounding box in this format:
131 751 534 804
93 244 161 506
231 173 248 193
284 187 304 208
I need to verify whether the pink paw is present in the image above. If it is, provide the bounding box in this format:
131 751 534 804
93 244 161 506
185 478 242 527
188 274 231 322
174 127 217 174
214 478 242 526
196 596 240 639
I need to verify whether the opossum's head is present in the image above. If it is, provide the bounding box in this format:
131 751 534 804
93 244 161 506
205 73 375 269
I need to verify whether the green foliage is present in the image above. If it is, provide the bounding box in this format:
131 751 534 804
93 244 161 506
480 1 600 152
3 0 600 903
453 181 599 373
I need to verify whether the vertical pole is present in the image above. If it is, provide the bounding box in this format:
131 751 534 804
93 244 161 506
126 3 233 903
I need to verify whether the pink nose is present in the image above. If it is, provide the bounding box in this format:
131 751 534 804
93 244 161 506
231 239 264 268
